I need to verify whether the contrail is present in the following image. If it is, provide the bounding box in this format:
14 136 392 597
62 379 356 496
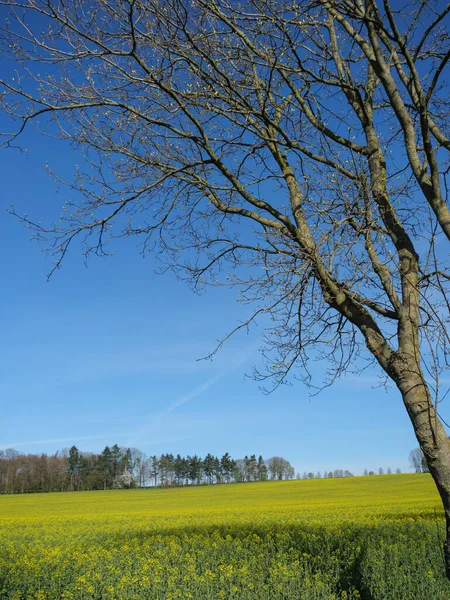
0 433 108 449
162 372 225 417
128 345 256 446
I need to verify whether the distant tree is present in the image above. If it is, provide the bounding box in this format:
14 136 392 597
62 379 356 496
387 467 392 475
114 469 133 489
220 453 235 483
159 454 175 487
67 446 80 491
257 456 268 481
378 467 384 475
130 449 147 487
410 448 429 473
77 453 90 488
122 448 134 474
48 453 68 492
213 457 222 483
247 455 258 482
3 448 20 460
267 458 278 481
267 457 295 481
183 457 192 485
203 453 216 484
100 446 113 490
150 456 159 487
364 469 369 476
166 454 175 484
173 454 184 486
188 455 202 485
396 468 402 475
110 444 122 479
233 459 246 483
242 456 250 481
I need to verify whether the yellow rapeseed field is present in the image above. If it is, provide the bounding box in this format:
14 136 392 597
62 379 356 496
0 474 449 599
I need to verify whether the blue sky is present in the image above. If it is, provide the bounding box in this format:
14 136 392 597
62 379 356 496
0 106 432 478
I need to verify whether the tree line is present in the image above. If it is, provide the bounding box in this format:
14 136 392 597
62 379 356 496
296 468 401 479
363 468 401 476
0 446 297 494
299 470 354 479
0 444 405 494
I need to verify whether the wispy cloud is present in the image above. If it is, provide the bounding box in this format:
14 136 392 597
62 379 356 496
2 342 258 453
127 343 256 447
0 434 108 449
161 372 226 417
1 341 224 390
0 432 196 452
127 372 229 447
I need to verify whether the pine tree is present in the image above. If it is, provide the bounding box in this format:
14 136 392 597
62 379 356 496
150 456 159 486
220 453 234 483
213 457 222 483
111 444 122 479
248 455 258 481
173 455 183 485
100 446 113 490
67 446 80 491
257 456 268 481
122 448 133 473
188 455 202 485
203 454 215 484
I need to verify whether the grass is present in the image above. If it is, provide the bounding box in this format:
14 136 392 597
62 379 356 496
0 474 449 599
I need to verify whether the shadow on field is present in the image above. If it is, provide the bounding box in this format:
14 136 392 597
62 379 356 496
89 519 449 600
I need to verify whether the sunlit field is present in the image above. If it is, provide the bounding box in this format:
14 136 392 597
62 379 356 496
1 474 449 599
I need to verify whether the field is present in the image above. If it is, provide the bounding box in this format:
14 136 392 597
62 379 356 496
0 474 449 600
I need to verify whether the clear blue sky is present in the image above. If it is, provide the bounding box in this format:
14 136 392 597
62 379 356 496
0 113 429 477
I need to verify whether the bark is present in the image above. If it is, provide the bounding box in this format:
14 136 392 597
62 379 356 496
391 354 450 576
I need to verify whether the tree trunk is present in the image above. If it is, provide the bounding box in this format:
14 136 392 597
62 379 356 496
395 360 450 577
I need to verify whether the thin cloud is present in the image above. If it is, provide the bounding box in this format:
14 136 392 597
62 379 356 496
128 344 256 446
128 372 228 447
0 434 108 449
159 343 255 418
162 372 225 417
3 342 258 452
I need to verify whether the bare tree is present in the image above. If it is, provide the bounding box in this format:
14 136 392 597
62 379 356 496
410 446 430 473
1 0 450 575
267 456 294 480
